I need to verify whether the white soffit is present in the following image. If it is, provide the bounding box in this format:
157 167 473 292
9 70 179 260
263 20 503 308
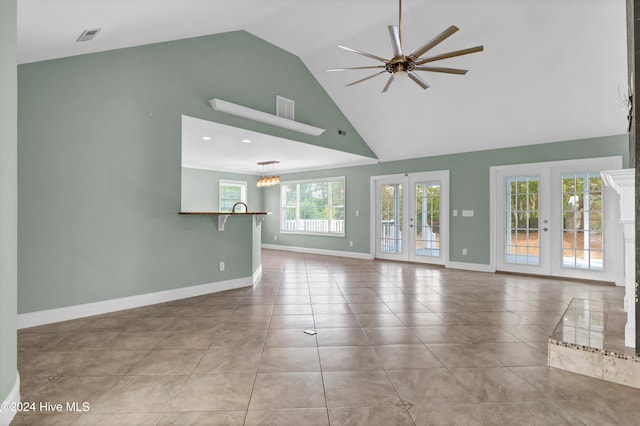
181 115 378 174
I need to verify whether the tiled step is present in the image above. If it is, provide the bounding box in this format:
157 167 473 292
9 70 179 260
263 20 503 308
548 298 640 389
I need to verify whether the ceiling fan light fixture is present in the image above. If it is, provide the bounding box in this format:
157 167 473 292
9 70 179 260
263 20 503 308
328 0 483 93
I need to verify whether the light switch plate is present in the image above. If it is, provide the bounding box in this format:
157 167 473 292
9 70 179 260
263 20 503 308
462 210 474 217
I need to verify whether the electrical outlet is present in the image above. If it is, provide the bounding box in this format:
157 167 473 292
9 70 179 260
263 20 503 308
274 235 278 241
462 249 467 256
349 241 353 247
355 210 360 217
219 261 225 271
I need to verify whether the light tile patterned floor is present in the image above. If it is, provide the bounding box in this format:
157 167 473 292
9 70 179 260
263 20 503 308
11 249 640 425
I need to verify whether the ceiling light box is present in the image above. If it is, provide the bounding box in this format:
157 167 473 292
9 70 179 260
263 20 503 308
209 98 325 136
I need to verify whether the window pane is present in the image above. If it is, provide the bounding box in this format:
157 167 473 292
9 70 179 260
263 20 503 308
589 194 602 211
280 178 345 235
219 180 246 212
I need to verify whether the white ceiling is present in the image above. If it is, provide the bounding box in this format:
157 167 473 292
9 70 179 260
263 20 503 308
181 115 378 174
18 0 629 167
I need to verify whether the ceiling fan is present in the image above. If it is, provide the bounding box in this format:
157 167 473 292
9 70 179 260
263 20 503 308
327 0 484 92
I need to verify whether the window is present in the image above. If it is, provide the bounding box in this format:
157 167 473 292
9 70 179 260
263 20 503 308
219 180 247 212
281 177 345 236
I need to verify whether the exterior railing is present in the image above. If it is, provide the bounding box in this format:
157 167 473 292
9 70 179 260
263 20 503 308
282 219 344 233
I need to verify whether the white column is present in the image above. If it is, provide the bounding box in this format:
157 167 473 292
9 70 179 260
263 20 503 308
601 169 635 348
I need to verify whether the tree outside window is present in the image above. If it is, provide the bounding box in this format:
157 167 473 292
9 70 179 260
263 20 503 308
281 177 345 236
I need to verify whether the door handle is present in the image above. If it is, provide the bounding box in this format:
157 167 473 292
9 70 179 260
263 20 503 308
542 227 548 232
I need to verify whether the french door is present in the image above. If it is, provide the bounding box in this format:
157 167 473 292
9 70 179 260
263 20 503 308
493 157 622 282
373 171 449 265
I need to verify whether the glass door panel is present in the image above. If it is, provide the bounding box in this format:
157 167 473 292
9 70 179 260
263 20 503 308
414 182 440 258
379 183 403 255
504 176 540 266
561 173 604 270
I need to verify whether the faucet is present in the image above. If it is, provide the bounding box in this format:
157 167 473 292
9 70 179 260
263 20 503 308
231 201 248 214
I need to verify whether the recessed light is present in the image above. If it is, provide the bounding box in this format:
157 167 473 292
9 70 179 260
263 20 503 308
202 136 212 140
241 139 251 143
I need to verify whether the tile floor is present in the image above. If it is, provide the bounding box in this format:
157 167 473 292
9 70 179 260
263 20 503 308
11 249 640 425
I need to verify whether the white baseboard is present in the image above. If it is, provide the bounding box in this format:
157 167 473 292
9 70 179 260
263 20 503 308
262 245 496 271
0 371 20 426
262 244 374 260
252 264 263 284
17 276 253 329
446 261 495 273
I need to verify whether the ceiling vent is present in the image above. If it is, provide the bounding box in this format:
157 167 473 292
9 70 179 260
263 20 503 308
276 96 295 121
76 28 101 42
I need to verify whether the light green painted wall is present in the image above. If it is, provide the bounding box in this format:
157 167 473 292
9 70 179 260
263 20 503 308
181 167 263 274
252 218 262 274
0 0 17 402
181 167 261 212
18 31 363 314
263 134 628 265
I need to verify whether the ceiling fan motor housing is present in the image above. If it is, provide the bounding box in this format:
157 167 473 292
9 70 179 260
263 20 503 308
386 59 416 74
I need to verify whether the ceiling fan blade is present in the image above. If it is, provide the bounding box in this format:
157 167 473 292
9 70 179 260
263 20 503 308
407 71 430 90
388 25 403 58
408 25 459 61
415 45 484 65
345 70 386 87
327 66 386 72
338 45 388 63
382 75 395 93
414 66 468 75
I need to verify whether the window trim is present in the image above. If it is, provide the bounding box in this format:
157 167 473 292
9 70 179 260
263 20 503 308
280 176 346 237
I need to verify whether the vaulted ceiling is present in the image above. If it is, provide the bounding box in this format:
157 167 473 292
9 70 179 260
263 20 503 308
18 0 628 163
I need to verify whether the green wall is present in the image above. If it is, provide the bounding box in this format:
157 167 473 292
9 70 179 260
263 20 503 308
0 0 17 403
181 167 261 213
263 134 628 265
181 167 263 274
18 31 366 314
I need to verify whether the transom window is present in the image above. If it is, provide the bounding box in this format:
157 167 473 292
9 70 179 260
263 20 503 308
281 177 345 236
219 179 247 212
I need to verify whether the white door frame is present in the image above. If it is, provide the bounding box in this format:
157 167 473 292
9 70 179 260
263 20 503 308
370 171 449 266
490 156 623 283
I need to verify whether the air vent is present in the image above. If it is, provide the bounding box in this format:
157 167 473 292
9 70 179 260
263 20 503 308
276 95 295 120
76 28 101 42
